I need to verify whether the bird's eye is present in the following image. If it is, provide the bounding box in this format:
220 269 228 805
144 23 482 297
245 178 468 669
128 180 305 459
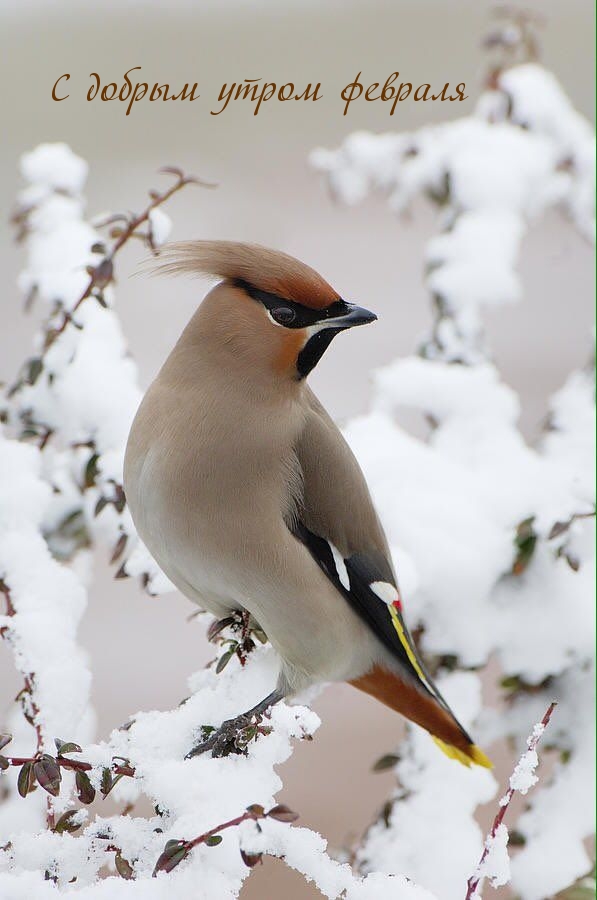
271 306 296 326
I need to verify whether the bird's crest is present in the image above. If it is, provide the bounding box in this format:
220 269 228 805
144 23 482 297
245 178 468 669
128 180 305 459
152 240 340 310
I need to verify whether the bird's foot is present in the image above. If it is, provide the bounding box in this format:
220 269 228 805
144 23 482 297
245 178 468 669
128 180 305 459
186 713 272 759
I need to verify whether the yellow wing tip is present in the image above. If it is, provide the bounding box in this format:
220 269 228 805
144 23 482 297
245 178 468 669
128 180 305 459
469 744 493 769
432 736 493 769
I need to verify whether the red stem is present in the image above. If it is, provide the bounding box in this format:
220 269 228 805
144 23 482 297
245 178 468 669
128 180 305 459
186 808 262 851
465 701 557 900
2 580 54 828
49 171 204 342
5 755 135 778
1 583 44 755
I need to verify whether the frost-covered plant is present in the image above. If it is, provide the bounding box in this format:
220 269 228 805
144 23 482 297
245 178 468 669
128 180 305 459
312 14 595 900
1 144 436 899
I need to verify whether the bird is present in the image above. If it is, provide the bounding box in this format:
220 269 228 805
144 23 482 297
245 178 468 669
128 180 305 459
124 240 491 768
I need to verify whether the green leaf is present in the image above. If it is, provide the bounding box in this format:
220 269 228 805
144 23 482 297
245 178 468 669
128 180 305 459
508 829 526 847
205 835 222 847
100 767 113 797
380 800 393 828
0 756 9 771
26 357 43 386
372 753 400 773
53 809 84 834
554 870 596 900
512 516 537 575
94 496 109 517
500 674 522 692
115 852 134 880
75 769 96 804
110 773 125 793
54 739 82 755
215 647 235 674
17 761 35 798
152 840 189 876
34 755 62 797
84 454 100 489
0 734 12 752
240 726 257 744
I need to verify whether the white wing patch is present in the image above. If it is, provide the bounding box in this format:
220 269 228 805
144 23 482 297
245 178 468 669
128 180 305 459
370 580 399 605
330 543 351 590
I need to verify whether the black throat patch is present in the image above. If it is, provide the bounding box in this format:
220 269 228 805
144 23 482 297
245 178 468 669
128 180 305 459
235 278 349 378
296 329 340 378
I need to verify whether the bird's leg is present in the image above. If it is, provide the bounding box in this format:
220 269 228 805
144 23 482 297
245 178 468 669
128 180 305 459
186 688 285 759
236 610 252 666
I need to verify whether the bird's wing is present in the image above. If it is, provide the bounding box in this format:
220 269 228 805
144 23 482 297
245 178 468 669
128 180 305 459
291 389 491 769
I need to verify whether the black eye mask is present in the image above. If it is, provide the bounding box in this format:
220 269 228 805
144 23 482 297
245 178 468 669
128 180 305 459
235 278 350 329
235 278 376 378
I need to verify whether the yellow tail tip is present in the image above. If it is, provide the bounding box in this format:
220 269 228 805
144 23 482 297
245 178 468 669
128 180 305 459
432 736 493 769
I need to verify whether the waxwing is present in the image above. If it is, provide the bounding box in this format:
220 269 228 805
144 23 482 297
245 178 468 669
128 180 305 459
124 240 491 767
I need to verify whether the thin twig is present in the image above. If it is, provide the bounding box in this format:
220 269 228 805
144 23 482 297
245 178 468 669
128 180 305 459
152 803 298 876
465 701 557 900
0 581 44 754
1 579 55 828
45 169 205 347
4 754 135 779
8 167 208 400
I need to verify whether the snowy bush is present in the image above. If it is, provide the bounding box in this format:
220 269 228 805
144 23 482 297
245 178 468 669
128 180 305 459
1 15 594 899
311 16 595 900
0 147 436 899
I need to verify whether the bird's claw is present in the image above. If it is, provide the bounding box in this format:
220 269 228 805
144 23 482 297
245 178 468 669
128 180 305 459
186 713 269 759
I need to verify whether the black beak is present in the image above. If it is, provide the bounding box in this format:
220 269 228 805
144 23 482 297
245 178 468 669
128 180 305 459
296 301 378 378
330 303 378 329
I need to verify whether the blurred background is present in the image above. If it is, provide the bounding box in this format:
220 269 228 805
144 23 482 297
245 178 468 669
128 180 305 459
0 1 594 897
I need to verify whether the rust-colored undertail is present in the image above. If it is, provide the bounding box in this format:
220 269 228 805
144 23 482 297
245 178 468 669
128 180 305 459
350 665 492 768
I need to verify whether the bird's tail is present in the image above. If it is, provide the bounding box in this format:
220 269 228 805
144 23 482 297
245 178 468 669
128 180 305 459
431 735 492 768
350 665 492 769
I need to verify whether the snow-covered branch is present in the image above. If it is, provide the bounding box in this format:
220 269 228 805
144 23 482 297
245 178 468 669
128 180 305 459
1 143 438 899
466 701 557 899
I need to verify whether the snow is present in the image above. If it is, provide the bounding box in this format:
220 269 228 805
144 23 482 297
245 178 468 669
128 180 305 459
496 64 596 241
474 823 511 891
0 432 92 747
148 208 173 247
20 143 88 195
2 141 437 900
509 748 539 794
357 673 495 900
11 141 170 594
314 59 595 900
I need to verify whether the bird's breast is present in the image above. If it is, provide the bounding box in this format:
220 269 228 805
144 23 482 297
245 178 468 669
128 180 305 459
124 377 304 609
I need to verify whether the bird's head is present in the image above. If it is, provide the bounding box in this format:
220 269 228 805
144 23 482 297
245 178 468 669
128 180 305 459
154 241 377 381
